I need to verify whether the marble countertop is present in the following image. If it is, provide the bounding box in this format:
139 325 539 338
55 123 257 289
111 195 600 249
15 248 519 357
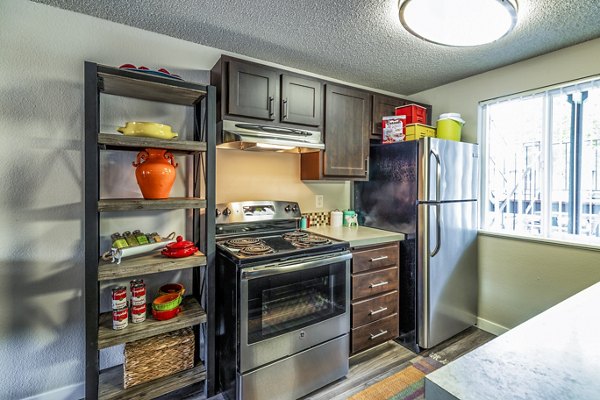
425 281 600 400
306 225 405 248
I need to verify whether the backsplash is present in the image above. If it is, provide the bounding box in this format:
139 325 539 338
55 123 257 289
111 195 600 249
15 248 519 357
303 212 330 227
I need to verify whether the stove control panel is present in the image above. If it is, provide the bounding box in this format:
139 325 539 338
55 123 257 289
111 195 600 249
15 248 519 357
216 200 302 224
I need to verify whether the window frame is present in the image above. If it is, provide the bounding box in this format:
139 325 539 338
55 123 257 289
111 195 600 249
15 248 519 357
478 75 600 249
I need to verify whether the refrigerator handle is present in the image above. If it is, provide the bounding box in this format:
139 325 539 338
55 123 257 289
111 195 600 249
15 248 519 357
430 149 441 202
431 204 441 257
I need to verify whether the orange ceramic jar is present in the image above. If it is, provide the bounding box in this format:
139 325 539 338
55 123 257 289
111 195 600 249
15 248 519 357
132 148 178 199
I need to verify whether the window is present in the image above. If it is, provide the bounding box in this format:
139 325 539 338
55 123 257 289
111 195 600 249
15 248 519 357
480 77 600 245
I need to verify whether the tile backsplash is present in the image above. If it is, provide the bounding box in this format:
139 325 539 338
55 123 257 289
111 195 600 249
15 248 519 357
302 212 330 227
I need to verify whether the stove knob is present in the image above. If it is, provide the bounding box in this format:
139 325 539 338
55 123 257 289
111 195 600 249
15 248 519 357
291 205 298 212
216 209 221 217
223 207 231 216
285 205 291 212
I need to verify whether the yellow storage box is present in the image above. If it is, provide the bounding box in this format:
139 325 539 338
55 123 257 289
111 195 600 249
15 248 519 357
405 123 436 141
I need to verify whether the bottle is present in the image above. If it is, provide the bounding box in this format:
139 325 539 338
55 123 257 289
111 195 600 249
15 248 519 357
122 231 139 247
110 233 129 249
150 232 162 243
300 216 307 229
133 230 149 245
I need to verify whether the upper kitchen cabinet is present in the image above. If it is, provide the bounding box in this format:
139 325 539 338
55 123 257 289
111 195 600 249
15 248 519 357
227 60 277 120
211 56 323 128
301 84 371 180
371 94 433 140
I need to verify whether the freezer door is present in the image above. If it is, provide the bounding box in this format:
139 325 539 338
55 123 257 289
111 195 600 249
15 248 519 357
417 201 478 349
418 138 479 202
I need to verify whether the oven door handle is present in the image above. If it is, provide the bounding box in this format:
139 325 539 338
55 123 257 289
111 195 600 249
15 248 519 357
241 252 352 280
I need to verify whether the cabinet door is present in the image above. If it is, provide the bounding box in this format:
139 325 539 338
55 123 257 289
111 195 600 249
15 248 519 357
281 74 322 126
372 94 408 139
228 61 277 120
324 84 371 177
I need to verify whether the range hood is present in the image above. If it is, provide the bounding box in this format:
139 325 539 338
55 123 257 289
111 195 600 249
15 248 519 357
217 120 324 153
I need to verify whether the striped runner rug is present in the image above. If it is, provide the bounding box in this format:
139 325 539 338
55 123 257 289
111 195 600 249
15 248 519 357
348 356 445 400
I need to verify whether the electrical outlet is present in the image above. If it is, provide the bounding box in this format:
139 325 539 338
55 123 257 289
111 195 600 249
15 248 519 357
315 195 324 208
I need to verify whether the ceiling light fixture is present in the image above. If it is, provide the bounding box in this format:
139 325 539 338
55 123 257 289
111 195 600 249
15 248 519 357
398 0 518 47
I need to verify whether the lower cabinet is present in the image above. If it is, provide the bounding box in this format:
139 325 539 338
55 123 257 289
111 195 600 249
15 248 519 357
350 242 400 355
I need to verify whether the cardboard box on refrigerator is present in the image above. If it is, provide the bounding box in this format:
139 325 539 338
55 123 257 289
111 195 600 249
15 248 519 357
382 115 406 143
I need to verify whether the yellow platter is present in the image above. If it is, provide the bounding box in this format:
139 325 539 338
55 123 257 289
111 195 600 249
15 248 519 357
117 122 178 140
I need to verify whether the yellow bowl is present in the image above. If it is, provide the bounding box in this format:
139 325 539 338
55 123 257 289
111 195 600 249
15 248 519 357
117 122 178 140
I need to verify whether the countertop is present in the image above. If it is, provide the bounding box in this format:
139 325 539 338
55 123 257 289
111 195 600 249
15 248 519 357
425 281 600 400
306 225 405 248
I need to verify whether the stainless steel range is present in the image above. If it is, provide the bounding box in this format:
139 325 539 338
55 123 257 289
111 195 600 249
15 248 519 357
215 201 351 400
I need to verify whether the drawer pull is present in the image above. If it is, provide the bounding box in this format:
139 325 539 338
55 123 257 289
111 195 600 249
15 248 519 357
369 281 389 288
369 306 388 316
370 255 389 262
369 330 388 340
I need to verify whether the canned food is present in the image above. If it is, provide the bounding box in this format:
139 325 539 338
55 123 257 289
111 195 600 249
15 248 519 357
130 282 146 306
131 303 147 323
111 286 127 309
112 307 129 330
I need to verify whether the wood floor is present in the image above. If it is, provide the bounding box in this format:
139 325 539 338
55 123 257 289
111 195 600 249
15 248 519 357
174 327 495 400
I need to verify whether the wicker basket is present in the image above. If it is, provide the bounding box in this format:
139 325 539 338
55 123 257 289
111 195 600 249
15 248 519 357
123 327 195 388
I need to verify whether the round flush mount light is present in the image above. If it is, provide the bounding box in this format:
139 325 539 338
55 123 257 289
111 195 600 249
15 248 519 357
398 0 518 47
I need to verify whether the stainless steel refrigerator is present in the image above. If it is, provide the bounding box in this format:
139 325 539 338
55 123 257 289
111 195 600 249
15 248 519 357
354 138 479 350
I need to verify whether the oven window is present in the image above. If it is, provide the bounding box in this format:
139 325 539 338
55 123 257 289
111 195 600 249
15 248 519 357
246 261 347 344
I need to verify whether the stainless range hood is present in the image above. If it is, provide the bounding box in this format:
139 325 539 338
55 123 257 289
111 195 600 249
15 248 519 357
217 120 324 153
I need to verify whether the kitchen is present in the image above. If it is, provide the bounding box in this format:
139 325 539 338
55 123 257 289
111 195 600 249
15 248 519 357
2 0 600 399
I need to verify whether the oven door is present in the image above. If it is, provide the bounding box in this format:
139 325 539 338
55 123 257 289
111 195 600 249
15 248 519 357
239 251 351 373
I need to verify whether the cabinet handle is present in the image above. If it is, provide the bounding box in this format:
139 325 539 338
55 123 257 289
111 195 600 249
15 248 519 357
369 255 388 262
369 330 388 340
283 98 288 120
369 306 388 316
369 281 388 288
268 96 274 117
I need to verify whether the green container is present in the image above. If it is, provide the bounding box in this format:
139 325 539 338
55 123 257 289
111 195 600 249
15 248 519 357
437 113 464 141
343 210 356 227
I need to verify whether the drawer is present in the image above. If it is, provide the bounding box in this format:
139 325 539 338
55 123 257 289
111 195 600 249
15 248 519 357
352 266 398 300
351 313 399 354
352 243 398 273
352 290 398 328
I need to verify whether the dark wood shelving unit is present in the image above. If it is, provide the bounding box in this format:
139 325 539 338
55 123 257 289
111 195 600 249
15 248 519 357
98 133 207 154
98 198 207 212
99 364 206 400
85 62 216 399
97 65 207 105
98 297 207 349
98 252 206 281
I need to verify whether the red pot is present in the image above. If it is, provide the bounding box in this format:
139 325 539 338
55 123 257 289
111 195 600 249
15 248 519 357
161 236 198 258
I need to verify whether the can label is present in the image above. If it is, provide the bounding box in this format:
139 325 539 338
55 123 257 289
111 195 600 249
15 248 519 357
131 304 147 323
112 308 129 330
131 283 146 306
111 286 127 309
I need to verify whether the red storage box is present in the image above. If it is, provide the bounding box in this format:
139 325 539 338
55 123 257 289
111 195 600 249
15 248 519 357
394 104 427 125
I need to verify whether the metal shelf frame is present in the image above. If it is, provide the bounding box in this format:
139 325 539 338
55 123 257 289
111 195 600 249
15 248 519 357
84 61 216 399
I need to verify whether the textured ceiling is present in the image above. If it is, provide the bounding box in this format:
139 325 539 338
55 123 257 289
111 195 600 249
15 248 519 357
33 0 600 95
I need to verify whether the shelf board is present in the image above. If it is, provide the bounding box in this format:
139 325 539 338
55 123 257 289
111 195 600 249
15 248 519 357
97 65 207 106
99 363 206 400
98 198 206 212
98 133 207 154
98 297 206 349
98 251 206 281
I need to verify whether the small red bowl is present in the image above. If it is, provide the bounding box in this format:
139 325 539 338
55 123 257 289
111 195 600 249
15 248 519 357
152 306 181 321
158 283 185 297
